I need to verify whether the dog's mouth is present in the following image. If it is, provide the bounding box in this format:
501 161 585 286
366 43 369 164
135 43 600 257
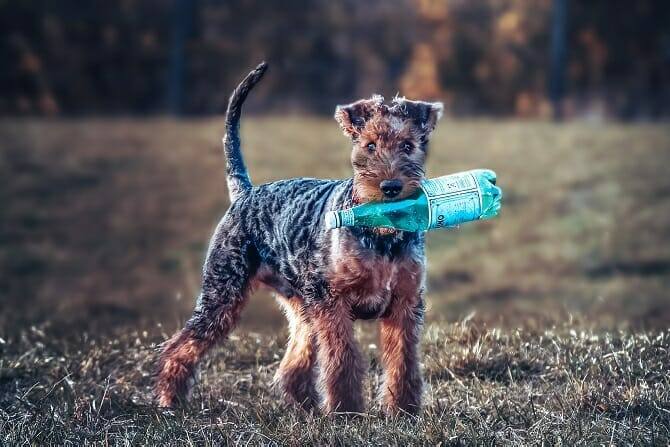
381 195 407 203
380 194 402 203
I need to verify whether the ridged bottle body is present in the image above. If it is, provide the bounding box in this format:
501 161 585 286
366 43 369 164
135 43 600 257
325 169 502 232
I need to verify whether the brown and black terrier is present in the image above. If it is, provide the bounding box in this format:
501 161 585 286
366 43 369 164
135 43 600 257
154 62 443 414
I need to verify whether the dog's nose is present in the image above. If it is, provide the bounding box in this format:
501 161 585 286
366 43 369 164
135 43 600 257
380 179 403 198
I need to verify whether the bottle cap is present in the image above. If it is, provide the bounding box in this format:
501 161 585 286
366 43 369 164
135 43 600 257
324 211 340 229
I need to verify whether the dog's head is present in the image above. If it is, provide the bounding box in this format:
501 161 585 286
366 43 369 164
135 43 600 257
335 95 443 204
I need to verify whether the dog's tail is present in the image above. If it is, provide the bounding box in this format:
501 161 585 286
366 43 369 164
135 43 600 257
223 61 268 201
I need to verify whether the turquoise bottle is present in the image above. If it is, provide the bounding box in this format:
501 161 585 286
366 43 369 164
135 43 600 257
325 169 502 232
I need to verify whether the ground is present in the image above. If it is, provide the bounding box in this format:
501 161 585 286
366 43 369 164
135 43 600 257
1 322 668 444
0 118 669 444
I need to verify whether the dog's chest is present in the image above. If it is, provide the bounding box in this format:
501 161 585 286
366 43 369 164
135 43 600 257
328 228 422 319
330 254 400 319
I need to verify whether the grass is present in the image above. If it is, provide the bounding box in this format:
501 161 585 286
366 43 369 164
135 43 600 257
1 117 669 444
1 322 668 445
1 117 669 334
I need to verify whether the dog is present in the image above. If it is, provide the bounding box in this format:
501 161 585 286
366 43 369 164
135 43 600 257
154 62 443 414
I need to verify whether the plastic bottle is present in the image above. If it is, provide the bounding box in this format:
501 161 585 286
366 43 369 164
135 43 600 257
325 169 502 232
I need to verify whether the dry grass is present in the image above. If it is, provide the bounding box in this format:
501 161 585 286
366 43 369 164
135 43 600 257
1 322 668 445
1 117 669 444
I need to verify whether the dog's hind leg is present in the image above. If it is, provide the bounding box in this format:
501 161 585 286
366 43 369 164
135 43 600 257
154 226 257 408
273 296 318 410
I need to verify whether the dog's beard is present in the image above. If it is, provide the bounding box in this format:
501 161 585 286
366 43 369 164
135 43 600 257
352 179 424 236
352 178 383 204
353 177 422 202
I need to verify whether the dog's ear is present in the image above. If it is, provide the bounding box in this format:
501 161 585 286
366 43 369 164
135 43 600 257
334 95 384 138
393 98 444 137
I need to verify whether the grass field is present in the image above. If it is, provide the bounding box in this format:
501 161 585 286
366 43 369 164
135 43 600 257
1 322 669 445
1 117 669 444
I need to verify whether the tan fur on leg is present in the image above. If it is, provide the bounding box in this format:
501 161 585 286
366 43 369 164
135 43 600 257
311 300 365 413
379 304 423 414
155 330 211 407
273 296 318 409
379 264 424 415
155 285 251 408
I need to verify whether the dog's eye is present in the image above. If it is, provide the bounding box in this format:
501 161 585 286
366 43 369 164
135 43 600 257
401 141 414 153
367 143 376 152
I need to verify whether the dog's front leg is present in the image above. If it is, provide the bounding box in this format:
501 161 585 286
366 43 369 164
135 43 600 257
379 288 425 415
310 299 365 413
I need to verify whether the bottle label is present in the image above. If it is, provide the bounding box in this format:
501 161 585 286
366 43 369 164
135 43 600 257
340 209 355 227
420 171 482 229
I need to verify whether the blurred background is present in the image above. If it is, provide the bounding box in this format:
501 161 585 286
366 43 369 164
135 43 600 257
1 0 669 339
